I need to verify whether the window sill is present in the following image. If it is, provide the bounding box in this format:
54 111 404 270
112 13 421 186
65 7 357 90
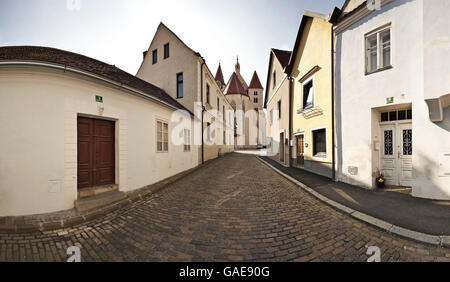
365 65 393 76
313 153 327 159
297 107 314 114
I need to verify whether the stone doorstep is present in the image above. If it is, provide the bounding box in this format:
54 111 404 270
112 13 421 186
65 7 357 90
0 158 220 234
78 184 119 199
74 191 127 213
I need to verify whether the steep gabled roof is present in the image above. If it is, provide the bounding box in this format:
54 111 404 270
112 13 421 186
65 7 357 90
224 72 248 96
215 63 225 86
0 46 192 113
248 71 263 89
272 49 292 69
264 48 292 108
285 11 329 75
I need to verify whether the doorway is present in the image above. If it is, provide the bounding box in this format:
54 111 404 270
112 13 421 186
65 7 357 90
77 117 116 189
280 132 285 163
379 122 413 187
296 134 305 168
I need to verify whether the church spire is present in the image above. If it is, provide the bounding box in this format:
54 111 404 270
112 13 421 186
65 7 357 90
235 56 240 74
215 62 225 87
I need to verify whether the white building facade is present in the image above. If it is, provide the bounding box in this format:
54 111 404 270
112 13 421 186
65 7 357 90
335 0 450 200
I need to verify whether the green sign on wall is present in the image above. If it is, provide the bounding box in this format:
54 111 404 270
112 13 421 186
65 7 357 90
386 97 394 104
96 95 103 103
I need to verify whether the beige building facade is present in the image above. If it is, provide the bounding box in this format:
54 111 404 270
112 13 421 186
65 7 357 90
287 12 335 179
264 49 292 166
136 23 234 162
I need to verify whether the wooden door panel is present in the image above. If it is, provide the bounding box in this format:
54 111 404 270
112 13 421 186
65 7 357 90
77 117 115 190
77 118 94 189
94 119 115 187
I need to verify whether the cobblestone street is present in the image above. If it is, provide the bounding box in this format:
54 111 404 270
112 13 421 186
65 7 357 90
1 153 449 262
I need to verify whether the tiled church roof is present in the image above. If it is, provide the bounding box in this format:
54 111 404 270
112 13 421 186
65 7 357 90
224 72 248 96
248 71 263 89
215 63 225 86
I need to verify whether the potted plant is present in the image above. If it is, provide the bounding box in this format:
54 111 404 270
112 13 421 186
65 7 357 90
376 172 385 189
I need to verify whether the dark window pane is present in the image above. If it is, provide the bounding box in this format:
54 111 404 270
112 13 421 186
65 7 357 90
384 130 393 155
164 44 170 59
407 109 412 119
389 111 397 121
303 81 313 110
313 129 326 156
177 73 183 98
152 50 157 64
381 112 389 122
398 110 406 120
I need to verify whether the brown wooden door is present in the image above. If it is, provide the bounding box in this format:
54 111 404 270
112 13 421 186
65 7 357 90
280 133 285 163
296 135 305 168
77 117 115 189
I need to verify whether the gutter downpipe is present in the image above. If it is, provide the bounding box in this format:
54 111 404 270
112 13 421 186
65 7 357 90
331 25 336 181
288 75 294 167
200 59 206 164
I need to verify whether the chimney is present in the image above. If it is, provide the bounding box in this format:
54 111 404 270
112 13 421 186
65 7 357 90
143 51 148 60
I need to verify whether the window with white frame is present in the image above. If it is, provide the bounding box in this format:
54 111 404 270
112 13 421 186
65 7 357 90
157 120 169 152
302 78 314 111
183 129 191 151
365 25 391 74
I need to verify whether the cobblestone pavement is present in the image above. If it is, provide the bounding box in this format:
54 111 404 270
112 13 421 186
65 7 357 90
1 153 450 262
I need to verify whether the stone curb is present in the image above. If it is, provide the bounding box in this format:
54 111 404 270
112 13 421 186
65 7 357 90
0 155 226 234
256 156 450 248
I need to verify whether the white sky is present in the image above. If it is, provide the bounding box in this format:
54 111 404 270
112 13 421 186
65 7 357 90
0 0 344 88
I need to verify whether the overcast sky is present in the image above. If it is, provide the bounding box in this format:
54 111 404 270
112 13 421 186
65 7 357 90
0 0 344 88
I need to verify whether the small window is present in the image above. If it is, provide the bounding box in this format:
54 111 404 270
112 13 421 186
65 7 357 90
152 49 157 64
207 122 211 142
177 73 183 99
164 43 170 59
278 100 282 119
270 110 273 125
302 79 314 110
254 97 258 103
365 26 391 74
183 129 191 151
254 91 258 96
157 121 169 152
380 109 412 122
312 129 327 158
389 111 397 121
273 71 277 89
206 84 210 104
217 98 220 110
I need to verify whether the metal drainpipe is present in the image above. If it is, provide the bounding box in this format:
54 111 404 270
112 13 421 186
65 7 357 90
200 60 206 164
331 25 336 181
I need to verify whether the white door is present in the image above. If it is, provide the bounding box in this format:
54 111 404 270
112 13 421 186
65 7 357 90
380 123 413 187
380 125 398 185
398 123 413 187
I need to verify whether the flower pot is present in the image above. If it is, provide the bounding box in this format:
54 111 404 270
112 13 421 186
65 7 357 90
376 178 385 189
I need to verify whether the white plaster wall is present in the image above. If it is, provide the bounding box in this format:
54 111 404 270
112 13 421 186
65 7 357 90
0 67 199 216
337 0 450 200
336 0 422 188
